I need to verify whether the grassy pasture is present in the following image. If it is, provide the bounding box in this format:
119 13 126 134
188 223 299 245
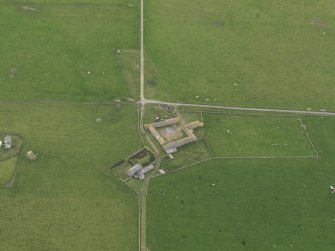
116 49 141 99
0 0 130 3
0 103 142 250
147 116 335 251
0 134 23 161
0 0 139 102
0 134 23 186
111 160 132 180
145 0 335 111
143 104 176 124
160 111 315 172
0 157 18 186
204 113 315 157
160 139 211 172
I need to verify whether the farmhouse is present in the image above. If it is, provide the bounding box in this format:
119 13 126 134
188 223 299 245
145 118 204 154
127 164 142 178
4 135 12 149
127 163 155 180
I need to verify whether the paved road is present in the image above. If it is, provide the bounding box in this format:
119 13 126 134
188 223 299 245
140 0 145 103
142 99 335 116
139 1 147 250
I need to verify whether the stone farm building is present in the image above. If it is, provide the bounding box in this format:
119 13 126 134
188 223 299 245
4 135 12 149
127 163 155 180
145 118 204 154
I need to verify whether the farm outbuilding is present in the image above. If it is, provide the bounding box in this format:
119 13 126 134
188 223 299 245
4 135 12 149
127 163 156 180
147 125 166 145
145 118 204 155
141 164 155 174
127 164 142 178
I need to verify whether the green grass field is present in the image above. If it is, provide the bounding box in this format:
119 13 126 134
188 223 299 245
160 112 315 172
145 0 335 111
2 0 335 250
147 116 335 251
143 105 176 124
111 160 132 180
204 113 315 157
0 157 18 185
0 134 23 186
0 103 142 250
0 0 139 102
0 135 23 161
160 139 211 172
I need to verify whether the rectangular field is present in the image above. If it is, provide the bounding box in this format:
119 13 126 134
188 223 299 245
145 0 335 111
0 1 139 102
147 116 335 251
160 139 211 172
0 103 141 250
203 113 316 157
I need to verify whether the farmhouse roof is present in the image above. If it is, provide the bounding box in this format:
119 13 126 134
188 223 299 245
141 164 155 174
127 164 142 177
4 135 12 148
145 117 204 154
148 125 166 145
145 117 180 129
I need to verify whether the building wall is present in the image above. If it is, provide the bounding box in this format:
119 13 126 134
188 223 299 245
163 136 197 151
145 118 204 154
146 117 180 128
148 125 166 145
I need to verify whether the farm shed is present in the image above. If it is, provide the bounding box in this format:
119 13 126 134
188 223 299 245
127 164 142 178
4 135 12 149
